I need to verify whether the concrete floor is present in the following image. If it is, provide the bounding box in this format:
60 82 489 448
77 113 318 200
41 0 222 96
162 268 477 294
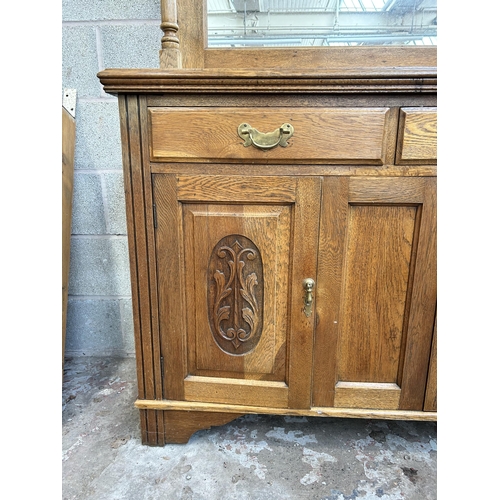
62 356 437 500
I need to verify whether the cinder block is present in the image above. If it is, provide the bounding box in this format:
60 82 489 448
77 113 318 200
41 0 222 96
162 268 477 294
102 172 127 235
68 236 131 296
63 0 161 22
75 100 122 170
120 299 136 352
101 25 162 69
65 298 135 356
71 173 107 234
62 26 101 99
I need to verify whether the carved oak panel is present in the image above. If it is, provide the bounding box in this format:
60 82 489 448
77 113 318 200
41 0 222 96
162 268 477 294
208 235 264 356
183 202 292 379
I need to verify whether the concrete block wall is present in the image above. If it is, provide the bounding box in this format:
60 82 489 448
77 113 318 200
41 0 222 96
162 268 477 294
62 0 163 357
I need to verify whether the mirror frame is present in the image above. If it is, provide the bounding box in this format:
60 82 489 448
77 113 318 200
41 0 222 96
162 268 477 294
175 0 437 70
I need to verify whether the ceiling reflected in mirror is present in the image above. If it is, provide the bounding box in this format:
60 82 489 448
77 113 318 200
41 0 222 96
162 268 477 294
207 0 437 47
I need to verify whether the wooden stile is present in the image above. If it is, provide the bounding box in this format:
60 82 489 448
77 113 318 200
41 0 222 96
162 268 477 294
62 89 76 377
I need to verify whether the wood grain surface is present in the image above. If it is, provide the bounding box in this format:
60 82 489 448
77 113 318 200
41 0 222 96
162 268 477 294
424 313 437 412
62 106 76 374
135 398 437 422
149 107 389 163
162 410 243 444
312 177 436 412
337 204 417 385
97 68 437 96
185 203 290 377
204 46 437 71
154 174 322 410
397 107 437 163
334 382 401 410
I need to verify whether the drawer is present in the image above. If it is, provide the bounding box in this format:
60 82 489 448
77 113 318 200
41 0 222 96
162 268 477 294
396 107 437 163
149 107 391 164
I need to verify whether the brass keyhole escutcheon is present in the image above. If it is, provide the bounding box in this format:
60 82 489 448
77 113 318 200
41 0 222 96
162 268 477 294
302 278 315 318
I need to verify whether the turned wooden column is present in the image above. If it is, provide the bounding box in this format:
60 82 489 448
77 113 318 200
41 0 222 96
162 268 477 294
159 0 181 68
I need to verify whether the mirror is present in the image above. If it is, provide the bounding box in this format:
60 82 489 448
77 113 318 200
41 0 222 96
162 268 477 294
207 0 437 48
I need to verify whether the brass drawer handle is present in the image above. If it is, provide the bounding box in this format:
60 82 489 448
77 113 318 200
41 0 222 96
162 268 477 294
238 122 294 150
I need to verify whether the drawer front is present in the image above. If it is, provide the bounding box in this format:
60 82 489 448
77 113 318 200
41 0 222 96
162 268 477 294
149 107 390 164
397 107 437 163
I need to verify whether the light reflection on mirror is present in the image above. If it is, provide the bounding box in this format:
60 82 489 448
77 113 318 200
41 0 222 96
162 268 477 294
207 0 437 47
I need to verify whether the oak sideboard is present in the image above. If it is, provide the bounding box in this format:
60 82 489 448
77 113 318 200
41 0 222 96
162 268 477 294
98 68 437 445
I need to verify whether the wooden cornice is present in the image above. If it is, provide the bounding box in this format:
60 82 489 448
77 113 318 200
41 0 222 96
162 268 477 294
97 68 437 95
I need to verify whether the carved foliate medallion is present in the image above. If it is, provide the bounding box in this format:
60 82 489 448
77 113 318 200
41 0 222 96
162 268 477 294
208 235 264 355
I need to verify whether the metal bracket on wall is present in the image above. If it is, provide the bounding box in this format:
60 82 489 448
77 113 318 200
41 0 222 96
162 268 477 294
63 88 77 118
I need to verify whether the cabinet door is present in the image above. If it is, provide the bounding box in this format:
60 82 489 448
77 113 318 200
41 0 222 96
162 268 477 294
313 177 436 411
154 174 321 409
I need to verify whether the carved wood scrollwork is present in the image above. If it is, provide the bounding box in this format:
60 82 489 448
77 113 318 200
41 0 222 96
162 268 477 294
208 235 264 355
